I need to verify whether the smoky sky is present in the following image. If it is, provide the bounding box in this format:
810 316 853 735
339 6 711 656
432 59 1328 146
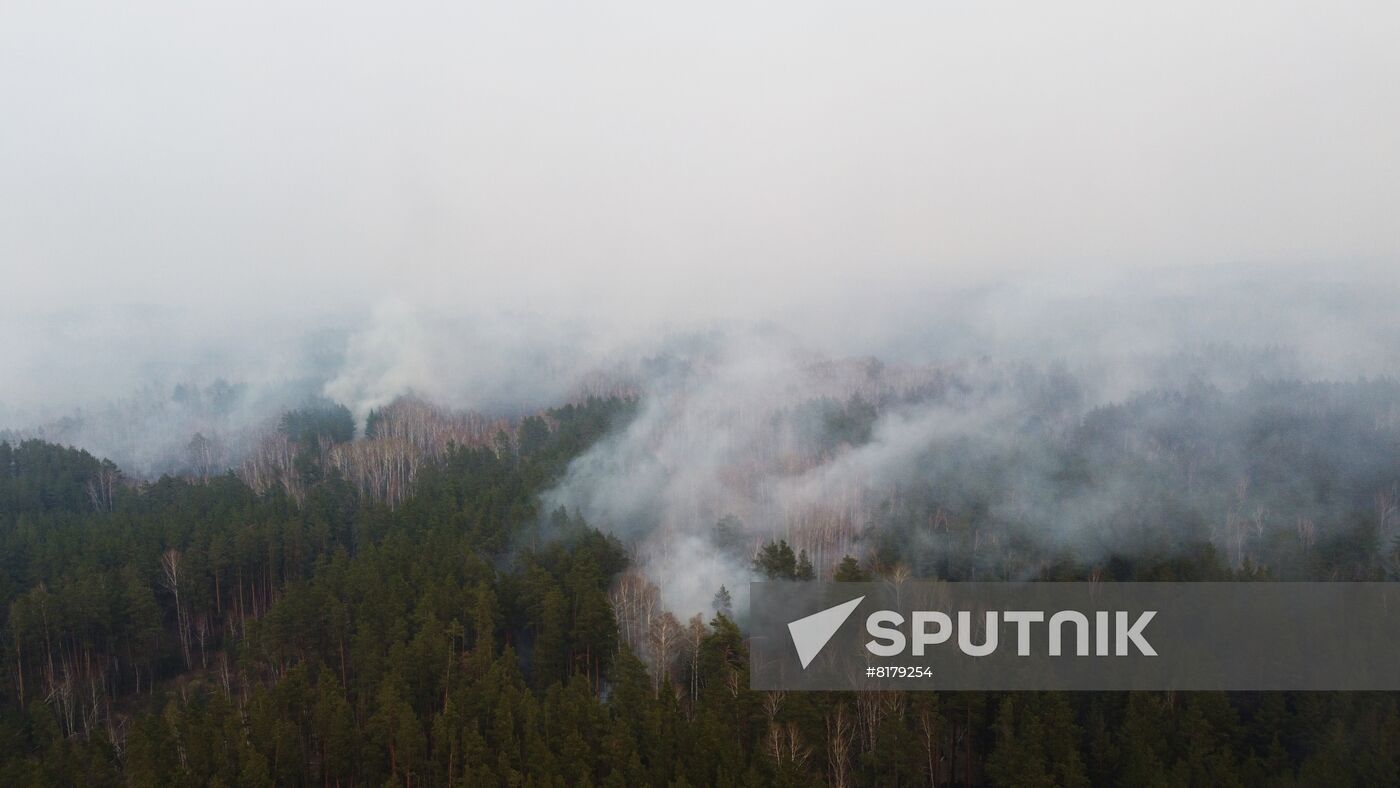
2 1 1398 416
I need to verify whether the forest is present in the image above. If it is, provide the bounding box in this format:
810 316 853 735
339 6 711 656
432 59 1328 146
7 0 1398 782
3 373 1400 787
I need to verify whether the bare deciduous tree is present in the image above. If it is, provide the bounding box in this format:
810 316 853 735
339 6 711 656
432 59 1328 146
827 704 855 788
648 611 683 695
160 548 191 669
86 462 120 513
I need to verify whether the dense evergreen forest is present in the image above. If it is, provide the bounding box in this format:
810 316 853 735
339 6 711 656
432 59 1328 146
4 384 1400 787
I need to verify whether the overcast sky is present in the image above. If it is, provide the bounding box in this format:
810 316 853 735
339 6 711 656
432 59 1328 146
2 1 1398 412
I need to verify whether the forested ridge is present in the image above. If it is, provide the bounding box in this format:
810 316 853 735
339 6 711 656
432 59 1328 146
4 387 1400 787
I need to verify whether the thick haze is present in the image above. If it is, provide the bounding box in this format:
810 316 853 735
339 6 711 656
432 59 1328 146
4 2 1399 411
2 2 1398 451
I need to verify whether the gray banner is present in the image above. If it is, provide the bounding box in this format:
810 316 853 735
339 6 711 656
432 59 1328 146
749 581 1400 690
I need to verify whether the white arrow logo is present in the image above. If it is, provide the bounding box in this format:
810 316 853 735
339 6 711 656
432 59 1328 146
788 596 865 669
